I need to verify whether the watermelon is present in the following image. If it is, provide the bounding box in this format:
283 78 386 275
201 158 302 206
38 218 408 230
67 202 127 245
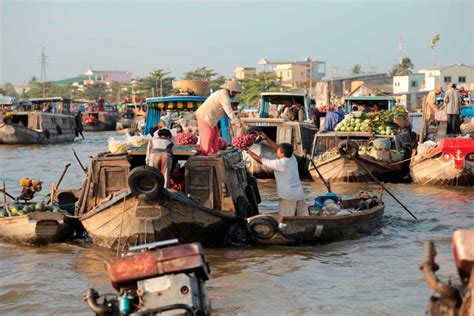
35 203 44 212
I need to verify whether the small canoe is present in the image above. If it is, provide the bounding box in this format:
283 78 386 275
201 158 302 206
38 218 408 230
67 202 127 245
0 211 72 245
246 197 385 245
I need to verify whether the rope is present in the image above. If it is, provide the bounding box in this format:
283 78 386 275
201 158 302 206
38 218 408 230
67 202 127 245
116 195 127 257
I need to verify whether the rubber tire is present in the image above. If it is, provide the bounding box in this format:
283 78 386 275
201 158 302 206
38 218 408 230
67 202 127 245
246 176 261 204
245 185 259 216
338 140 359 159
56 125 62 135
44 129 50 139
247 216 278 240
128 166 164 200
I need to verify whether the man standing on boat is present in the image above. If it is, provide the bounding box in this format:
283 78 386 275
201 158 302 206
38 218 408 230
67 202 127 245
245 133 308 216
444 83 462 134
422 87 442 136
323 105 341 132
195 79 245 155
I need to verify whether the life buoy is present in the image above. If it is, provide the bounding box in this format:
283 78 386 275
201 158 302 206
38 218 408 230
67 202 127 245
246 176 261 204
338 140 359 159
247 216 278 240
128 166 164 200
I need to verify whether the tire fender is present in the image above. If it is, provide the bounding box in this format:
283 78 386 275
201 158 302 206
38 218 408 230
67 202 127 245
338 140 359 159
127 166 165 200
247 216 278 240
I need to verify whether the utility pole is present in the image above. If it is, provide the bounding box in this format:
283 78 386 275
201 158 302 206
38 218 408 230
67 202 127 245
40 46 47 97
399 34 403 64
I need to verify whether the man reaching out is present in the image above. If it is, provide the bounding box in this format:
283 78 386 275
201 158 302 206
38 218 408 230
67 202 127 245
245 133 308 216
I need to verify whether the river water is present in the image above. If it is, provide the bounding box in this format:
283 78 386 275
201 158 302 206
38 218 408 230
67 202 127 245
0 130 473 315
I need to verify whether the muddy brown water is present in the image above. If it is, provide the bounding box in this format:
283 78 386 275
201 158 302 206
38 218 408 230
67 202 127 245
0 130 473 315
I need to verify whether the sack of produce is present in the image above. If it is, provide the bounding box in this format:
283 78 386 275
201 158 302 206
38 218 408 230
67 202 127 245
232 134 257 149
176 133 198 145
127 135 149 147
108 136 128 153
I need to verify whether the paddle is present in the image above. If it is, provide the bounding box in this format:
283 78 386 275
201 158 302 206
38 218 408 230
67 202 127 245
350 155 417 220
307 155 332 193
72 148 87 173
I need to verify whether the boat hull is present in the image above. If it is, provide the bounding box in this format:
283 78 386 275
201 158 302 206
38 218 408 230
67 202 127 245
0 124 75 144
310 154 400 183
80 191 239 250
249 203 385 246
0 212 72 245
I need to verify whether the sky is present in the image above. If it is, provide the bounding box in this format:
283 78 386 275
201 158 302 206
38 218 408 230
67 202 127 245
1 0 473 85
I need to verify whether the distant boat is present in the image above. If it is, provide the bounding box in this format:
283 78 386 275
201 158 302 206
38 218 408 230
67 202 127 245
0 97 77 144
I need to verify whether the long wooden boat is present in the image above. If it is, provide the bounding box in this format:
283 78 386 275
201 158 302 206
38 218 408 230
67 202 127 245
309 132 401 183
83 111 117 131
410 138 474 186
0 211 72 245
246 197 385 245
0 97 76 144
71 147 260 250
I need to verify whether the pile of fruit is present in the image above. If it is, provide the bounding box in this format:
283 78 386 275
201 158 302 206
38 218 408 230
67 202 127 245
335 113 371 132
176 133 198 145
0 202 63 218
127 136 149 147
232 134 257 149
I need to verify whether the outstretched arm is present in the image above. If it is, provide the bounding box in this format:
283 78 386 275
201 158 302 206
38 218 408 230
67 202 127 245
245 149 262 164
259 132 279 153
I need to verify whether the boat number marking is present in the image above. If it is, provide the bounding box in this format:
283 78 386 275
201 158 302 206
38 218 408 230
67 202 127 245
314 225 324 237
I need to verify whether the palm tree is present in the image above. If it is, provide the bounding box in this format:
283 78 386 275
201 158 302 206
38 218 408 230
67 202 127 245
389 57 414 76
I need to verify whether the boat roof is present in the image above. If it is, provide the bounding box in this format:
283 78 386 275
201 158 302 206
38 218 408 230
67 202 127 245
146 96 207 111
261 92 306 97
0 96 16 105
30 97 71 102
345 96 395 101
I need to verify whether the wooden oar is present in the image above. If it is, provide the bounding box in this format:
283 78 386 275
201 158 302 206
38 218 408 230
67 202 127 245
351 156 417 220
46 163 71 204
2 180 7 209
307 155 332 193
72 148 87 173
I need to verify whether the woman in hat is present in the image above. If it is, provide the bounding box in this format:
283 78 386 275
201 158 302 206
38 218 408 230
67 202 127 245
195 78 245 155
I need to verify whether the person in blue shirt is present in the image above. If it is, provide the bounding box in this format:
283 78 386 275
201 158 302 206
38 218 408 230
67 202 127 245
323 105 342 131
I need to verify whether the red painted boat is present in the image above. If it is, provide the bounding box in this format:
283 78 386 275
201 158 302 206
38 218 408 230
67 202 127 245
410 138 474 186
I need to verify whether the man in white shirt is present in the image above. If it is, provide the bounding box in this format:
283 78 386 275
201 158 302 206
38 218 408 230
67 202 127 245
245 133 308 216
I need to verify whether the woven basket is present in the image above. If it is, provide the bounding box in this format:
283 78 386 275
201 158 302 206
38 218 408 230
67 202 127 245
172 80 209 96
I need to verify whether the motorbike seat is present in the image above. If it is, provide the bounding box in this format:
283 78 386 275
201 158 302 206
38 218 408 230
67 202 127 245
453 229 474 283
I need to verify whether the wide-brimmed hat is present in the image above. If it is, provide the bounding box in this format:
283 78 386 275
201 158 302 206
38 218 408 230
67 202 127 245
220 79 244 94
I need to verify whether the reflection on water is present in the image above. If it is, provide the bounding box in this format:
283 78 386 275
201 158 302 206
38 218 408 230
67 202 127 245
0 130 473 315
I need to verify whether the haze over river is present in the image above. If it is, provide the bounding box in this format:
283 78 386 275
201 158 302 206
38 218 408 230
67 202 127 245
0 128 473 315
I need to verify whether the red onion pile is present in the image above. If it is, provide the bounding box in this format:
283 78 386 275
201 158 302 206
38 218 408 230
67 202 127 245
232 134 257 149
176 133 198 145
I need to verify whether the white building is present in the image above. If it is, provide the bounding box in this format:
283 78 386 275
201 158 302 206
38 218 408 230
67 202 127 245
392 74 427 110
258 58 326 88
419 64 474 91
234 67 256 80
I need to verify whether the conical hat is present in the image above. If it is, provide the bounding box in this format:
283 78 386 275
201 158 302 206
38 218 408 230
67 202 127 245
220 79 244 93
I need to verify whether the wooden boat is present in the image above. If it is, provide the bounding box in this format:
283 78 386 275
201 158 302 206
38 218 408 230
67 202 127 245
238 93 318 179
246 196 385 245
309 132 401 183
410 138 474 186
83 102 118 131
0 97 76 144
0 211 72 245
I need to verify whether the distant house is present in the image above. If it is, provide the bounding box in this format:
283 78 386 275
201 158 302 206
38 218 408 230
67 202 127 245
258 58 326 88
234 67 256 80
85 67 132 85
418 64 474 91
392 74 427 110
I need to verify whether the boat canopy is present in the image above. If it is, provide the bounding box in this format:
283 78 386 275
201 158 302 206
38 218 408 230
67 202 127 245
258 93 311 120
344 96 396 112
29 97 72 114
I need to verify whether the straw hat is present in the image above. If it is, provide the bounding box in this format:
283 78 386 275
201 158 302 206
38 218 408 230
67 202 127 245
220 78 244 94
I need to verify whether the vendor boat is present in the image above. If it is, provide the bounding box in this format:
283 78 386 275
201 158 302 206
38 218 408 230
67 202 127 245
410 138 474 186
246 193 384 245
0 97 77 144
0 211 73 245
238 93 318 179
309 133 402 183
83 102 118 131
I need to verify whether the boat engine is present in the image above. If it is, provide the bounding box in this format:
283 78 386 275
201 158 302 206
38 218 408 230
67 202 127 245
84 239 211 316
17 178 42 201
420 229 473 316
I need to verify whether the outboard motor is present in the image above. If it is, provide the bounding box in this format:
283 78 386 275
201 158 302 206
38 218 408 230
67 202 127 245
84 239 211 315
420 230 473 316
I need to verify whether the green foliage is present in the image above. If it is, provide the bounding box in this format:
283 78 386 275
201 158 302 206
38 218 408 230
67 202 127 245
79 82 108 100
1 83 19 98
351 64 362 75
27 81 70 98
389 57 414 76
237 71 282 105
135 69 174 98
108 82 131 103
184 66 217 81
